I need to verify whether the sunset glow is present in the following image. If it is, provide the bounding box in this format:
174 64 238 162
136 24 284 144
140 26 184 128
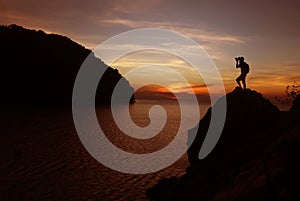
1 0 300 108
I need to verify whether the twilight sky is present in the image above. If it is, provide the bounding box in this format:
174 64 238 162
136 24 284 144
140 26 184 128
1 0 300 106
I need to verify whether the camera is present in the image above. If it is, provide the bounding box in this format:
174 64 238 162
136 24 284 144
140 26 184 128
235 57 244 62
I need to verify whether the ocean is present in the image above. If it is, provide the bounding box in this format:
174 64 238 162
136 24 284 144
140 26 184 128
1 100 210 200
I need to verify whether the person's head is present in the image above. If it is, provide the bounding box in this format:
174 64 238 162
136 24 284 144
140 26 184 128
240 57 244 62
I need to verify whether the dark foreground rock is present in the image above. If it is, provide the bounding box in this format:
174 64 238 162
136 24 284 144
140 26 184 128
147 88 300 201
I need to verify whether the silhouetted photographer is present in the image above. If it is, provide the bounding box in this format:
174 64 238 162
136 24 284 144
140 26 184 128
235 56 250 89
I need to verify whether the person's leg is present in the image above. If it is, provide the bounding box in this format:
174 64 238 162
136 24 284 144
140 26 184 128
236 75 242 88
242 76 246 89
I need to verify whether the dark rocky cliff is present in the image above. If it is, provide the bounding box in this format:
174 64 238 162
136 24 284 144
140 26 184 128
148 88 300 201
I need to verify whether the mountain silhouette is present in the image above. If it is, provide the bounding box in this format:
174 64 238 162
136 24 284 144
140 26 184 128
0 24 135 108
147 87 300 201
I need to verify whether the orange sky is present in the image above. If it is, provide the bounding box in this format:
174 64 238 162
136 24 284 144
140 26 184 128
1 0 300 109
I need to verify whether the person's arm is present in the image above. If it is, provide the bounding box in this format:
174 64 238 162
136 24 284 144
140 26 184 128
236 61 240 68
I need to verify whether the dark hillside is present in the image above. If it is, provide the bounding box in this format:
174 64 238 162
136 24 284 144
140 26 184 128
148 88 300 201
0 24 134 108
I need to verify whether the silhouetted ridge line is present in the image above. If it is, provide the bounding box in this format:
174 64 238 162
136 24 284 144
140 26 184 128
0 24 135 108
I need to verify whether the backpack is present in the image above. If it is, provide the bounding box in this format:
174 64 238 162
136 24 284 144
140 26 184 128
245 63 250 74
